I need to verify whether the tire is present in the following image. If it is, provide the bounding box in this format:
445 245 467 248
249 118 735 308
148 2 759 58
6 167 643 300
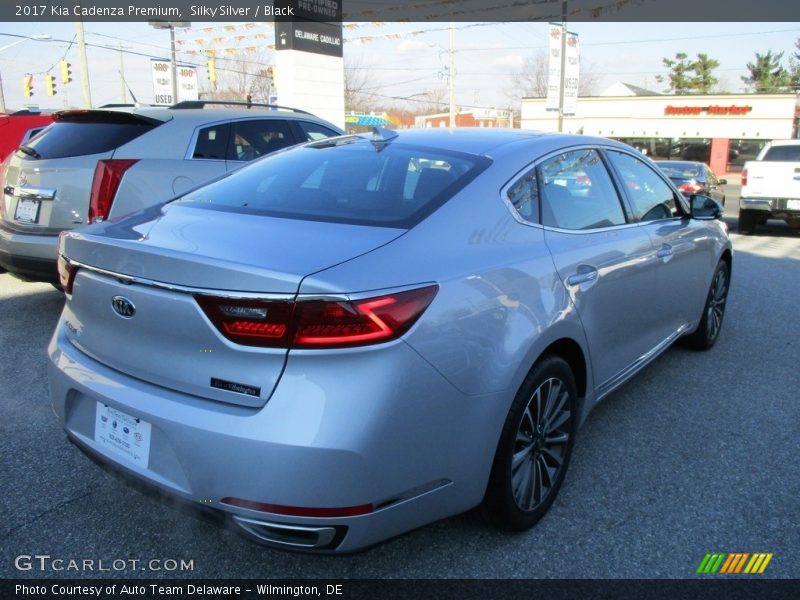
683 259 730 351
481 355 577 531
738 209 757 235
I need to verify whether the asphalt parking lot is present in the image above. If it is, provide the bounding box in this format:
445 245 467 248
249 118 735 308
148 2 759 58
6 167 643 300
1 196 798 580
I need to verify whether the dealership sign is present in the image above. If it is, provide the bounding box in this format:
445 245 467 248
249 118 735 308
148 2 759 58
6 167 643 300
150 60 199 105
665 105 753 115
546 24 579 115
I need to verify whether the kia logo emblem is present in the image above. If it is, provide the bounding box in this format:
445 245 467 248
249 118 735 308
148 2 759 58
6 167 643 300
111 296 136 318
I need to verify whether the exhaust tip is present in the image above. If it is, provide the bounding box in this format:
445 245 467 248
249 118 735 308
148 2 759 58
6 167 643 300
232 516 345 550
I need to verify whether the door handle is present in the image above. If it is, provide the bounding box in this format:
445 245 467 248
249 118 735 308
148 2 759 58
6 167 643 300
567 265 599 286
657 244 674 259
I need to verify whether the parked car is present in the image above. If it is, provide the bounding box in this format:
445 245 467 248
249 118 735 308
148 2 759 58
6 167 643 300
655 160 727 206
0 101 343 283
738 139 800 234
50 129 731 553
0 108 54 162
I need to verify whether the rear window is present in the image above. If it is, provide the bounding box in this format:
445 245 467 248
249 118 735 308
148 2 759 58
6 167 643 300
20 117 157 159
176 138 491 228
762 145 800 162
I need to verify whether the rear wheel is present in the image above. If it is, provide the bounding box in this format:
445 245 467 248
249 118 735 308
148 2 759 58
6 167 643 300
481 355 577 531
683 259 729 351
738 209 757 235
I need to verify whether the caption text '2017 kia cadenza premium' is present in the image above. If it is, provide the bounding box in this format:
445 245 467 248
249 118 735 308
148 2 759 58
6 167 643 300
49 128 731 553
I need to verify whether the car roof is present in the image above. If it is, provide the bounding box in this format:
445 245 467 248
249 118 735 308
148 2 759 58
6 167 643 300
54 105 334 126
358 128 630 156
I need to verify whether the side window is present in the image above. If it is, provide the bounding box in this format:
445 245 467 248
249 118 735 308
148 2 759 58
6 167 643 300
297 121 340 142
606 150 680 221
228 120 295 162
539 148 627 230
192 123 230 160
506 167 538 223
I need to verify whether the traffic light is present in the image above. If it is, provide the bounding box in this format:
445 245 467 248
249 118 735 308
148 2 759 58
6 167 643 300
23 74 33 97
207 58 216 83
60 60 72 84
46 74 57 96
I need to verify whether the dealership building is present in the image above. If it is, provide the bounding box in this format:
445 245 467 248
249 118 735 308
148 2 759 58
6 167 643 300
520 84 799 174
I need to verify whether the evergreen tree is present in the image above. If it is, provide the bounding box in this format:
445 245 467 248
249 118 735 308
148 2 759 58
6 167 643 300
741 50 791 93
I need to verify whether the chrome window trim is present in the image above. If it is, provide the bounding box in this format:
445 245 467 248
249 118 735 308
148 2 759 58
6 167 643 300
601 145 691 217
499 144 638 234
183 115 330 161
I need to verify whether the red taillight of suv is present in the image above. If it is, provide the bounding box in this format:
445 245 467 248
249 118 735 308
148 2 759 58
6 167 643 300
196 285 439 349
741 168 748 187
88 159 138 223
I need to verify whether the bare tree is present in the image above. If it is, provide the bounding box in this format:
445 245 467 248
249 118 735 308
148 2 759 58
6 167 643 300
344 56 380 113
198 49 275 103
506 51 598 105
410 86 449 115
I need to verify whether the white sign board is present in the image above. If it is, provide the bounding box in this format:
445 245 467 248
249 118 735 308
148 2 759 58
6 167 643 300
546 24 562 111
150 59 199 105
563 32 580 116
546 25 580 115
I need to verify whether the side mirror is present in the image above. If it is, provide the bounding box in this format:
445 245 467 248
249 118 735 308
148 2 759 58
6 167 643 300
718 178 728 185
690 194 723 220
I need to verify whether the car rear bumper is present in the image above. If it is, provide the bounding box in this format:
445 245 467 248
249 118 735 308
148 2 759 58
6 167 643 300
740 197 800 218
48 317 508 553
0 224 59 282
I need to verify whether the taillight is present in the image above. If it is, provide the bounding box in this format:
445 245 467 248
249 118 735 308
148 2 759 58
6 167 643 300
741 168 747 187
679 180 704 195
57 254 77 294
195 285 438 349
88 159 138 223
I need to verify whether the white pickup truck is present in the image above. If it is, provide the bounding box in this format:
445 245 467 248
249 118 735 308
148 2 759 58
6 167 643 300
738 139 800 234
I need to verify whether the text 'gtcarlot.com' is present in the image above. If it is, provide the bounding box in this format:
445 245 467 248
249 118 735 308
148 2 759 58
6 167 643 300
14 554 194 572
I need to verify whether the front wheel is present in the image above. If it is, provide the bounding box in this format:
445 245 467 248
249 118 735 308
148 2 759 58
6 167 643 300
481 355 577 531
683 259 730 350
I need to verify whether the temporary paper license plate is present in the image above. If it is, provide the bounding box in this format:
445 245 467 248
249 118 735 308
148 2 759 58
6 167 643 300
94 403 152 468
787 199 800 211
14 198 40 223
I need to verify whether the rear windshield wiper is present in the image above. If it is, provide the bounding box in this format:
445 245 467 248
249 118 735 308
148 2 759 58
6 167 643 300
18 145 41 159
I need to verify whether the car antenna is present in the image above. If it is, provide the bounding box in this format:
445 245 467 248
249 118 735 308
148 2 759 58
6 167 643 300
371 126 397 152
119 70 143 107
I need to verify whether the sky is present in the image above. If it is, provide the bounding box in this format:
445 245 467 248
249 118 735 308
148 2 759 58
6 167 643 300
1 20 799 112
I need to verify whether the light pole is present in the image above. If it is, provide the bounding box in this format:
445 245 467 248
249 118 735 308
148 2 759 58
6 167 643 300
149 21 190 105
0 34 51 112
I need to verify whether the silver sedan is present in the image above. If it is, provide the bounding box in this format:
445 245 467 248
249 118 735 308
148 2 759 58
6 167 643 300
49 128 731 552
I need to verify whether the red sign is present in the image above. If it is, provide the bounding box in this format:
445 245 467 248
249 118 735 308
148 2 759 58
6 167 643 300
665 105 752 116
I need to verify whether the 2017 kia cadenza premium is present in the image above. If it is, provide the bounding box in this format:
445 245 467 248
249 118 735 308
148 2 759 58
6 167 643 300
49 128 732 553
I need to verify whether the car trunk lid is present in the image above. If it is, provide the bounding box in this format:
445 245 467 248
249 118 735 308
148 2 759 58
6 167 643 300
59 208 405 407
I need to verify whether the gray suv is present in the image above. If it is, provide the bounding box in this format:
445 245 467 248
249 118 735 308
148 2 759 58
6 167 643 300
0 101 342 283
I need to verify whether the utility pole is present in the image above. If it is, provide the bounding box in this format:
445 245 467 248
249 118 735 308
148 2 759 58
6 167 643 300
557 1 567 132
74 3 92 108
118 42 127 103
169 26 178 104
448 22 456 128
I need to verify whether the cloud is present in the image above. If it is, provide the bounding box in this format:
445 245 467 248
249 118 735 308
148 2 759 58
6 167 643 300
493 54 524 70
396 40 429 55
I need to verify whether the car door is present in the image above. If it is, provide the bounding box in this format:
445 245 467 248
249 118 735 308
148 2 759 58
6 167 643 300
604 149 715 341
536 148 663 393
